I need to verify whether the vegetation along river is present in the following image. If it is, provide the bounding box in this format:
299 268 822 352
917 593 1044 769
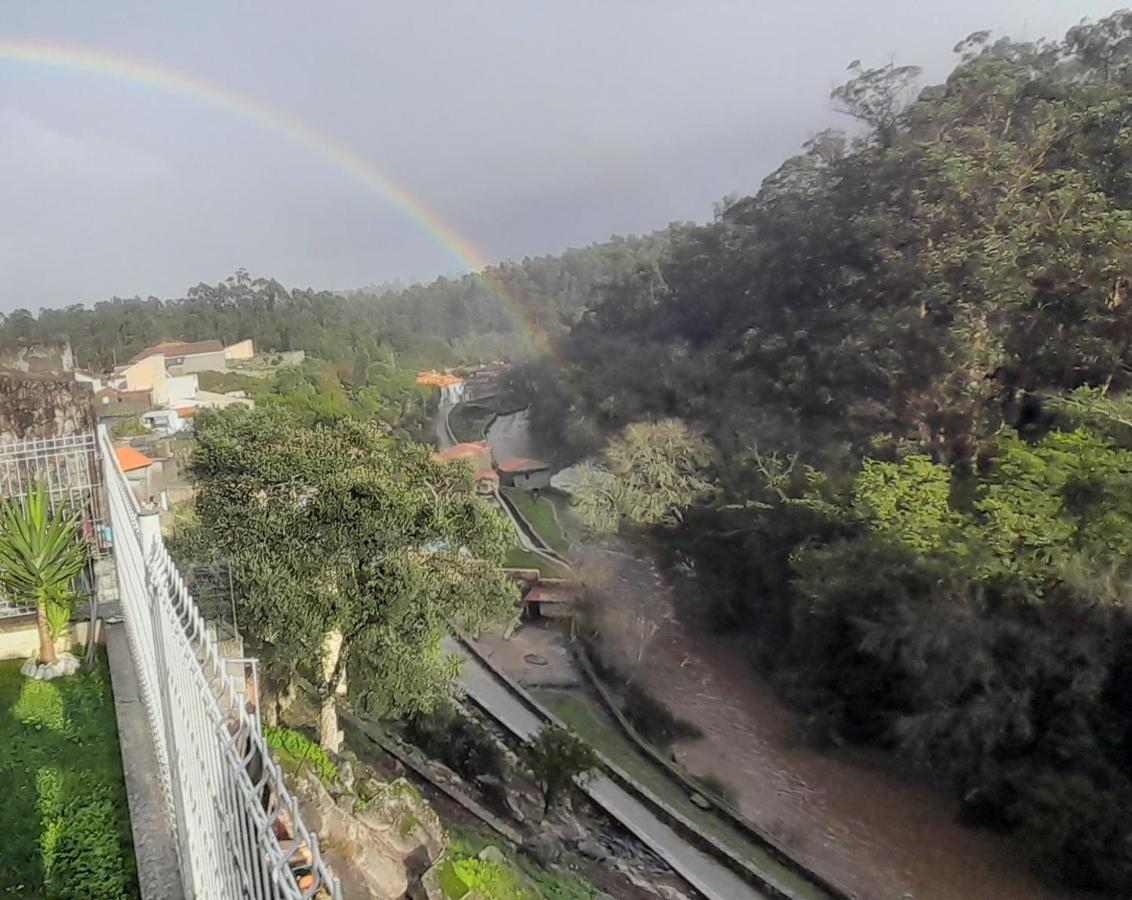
484 408 1078 900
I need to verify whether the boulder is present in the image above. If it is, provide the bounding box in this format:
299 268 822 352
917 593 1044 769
522 832 563 866
689 792 711 810
477 845 507 866
22 652 81 681
575 838 608 862
289 769 442 899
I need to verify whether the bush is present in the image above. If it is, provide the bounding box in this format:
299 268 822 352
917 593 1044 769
404 703 510 781
264 726 339 785
620 682 702 748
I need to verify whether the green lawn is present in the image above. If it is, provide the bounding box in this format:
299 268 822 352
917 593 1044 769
503 546 570 578
501 489 568 553
536 689 825 900
0 655 138 899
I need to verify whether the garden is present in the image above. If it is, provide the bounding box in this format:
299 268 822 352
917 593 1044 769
0 654 137 898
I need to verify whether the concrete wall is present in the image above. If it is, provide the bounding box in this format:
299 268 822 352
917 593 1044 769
0 340 75 374
165 374 199 406
0 615 96 660
0 372 95 442
96 388 153 418
177 350 230 374
506 470 551 490
224 339 255 361
123 355 167 404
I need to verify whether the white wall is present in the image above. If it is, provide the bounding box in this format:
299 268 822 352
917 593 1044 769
165 374 199 406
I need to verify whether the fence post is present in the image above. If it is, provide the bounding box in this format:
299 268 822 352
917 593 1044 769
138 509 162 554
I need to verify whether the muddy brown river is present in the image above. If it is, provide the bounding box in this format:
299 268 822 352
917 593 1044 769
484 409 1081 900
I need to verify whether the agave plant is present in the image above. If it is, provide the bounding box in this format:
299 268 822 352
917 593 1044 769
0 482 88 666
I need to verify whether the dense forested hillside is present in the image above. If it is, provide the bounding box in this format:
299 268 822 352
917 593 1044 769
538 16 1132 892
0 234 670 373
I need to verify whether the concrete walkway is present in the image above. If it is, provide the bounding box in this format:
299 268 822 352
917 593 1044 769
451 640 766 900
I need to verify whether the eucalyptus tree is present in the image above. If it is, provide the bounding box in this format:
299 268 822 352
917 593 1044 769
187 408 516 751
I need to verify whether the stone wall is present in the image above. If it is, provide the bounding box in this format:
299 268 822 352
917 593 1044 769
0 371 96 442
0 340 75 374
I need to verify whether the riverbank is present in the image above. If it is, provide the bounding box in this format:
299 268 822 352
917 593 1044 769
573 533 1076 900
481 406 1076 899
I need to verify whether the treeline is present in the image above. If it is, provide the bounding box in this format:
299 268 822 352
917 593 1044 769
0 234 671 375
530 14 1132 892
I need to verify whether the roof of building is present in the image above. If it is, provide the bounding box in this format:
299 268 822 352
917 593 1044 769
416 370 465 388
175 406 196 417
497 457 550 473
439 441 492 461
130 340 224 364
115 445 153 472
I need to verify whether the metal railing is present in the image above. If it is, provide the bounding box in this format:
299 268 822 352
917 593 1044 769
99 425 340 900
0 432 107 617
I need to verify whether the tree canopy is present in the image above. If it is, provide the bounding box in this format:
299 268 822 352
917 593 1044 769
183 408 517 750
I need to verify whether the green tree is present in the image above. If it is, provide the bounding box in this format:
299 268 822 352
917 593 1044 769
186 408 516 751
519 724 599 815
573 419 714 533
0 483 87 666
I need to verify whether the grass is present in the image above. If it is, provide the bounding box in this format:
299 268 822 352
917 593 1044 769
264 725 339 785
501 489 569 553
503 546 570 578
446 824 596 900
0 654 138 899
536 688 826 900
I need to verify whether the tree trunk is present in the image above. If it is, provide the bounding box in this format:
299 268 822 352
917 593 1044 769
36 603 57 665
318 691 341 755
318 629 344 753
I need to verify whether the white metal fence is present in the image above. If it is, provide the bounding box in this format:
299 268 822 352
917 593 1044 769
0 433 106 617
99 425 340 900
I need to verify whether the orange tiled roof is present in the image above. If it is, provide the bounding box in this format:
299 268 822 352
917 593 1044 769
416 370 465 388
130 340 224 364
115 445 153 472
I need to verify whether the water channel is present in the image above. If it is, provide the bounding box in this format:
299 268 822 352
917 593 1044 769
481 407 1078 900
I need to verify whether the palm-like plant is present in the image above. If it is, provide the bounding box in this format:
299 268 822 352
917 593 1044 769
0 482 88 665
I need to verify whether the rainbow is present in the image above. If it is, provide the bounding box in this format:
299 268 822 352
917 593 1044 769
0 38 547 346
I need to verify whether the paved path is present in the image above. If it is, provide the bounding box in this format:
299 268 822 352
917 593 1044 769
451 639 767 900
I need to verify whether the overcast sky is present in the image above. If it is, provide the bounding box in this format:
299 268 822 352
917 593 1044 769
0 1 1121 312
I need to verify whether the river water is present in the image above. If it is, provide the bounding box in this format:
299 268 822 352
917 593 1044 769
482 409 1076 900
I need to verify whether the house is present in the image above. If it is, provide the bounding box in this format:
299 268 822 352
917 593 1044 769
521 580 583 619
224 339 255 362
436 441 498 494
95 387 154 419
141 409 184 436
115 444 178 508
165 373 199 407
130 339 227 374
117 354 168 404
416 370 466 404
497 457 551 491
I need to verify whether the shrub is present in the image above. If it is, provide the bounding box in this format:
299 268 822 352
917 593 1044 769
264 726 339 785
404 703 510 781
520 724 599 813
620 682 702 748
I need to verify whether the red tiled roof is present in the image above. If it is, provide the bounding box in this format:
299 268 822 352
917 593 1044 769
497 457 549 473
130 340 224 363
115 446 153 472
